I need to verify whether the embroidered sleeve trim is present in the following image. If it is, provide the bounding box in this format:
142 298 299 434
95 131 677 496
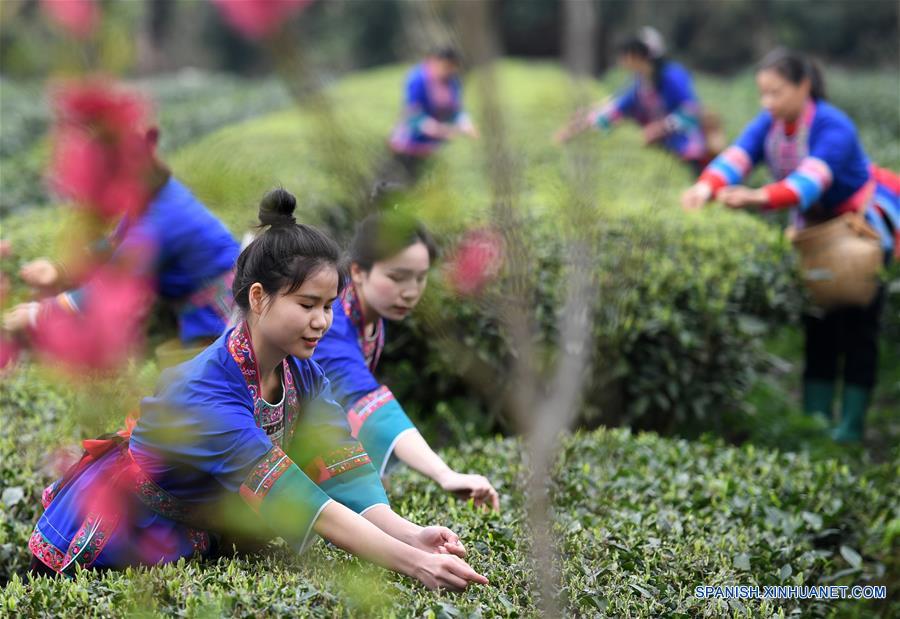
61 511 119 575
239 445 293 513
303 443 372 484
129 453 192 523
41 480 61 509
346 385 395 438
29 525 65 573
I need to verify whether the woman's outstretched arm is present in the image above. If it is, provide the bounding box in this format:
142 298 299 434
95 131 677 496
392 430 500 511
313 500 489 591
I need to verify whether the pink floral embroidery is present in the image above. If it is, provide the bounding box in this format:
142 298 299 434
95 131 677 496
29 527 65 572
239 445 293 512
228 321 301 448
341 286 384 372
61 511 118 574
303 444 371 484
346 385 395 438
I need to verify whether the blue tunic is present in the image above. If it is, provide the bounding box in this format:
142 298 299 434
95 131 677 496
29 323 388 575
594 61 706 162
51 176 240 342
389 62 466 157
702 100 899 254
312 287 416 475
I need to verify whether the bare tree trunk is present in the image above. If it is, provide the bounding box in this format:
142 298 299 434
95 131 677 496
750 0 776 61
563 0 597 76
137 0 174 75
455 1 598 615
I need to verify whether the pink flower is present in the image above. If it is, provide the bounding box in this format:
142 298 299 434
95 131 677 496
0 336 21 371
446 229 504 296
212 0 314 40
49 80 156 221
0 241 10 307
41 0 100 39
32 266 154 372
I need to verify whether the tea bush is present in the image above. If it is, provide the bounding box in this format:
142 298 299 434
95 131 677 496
3 61 896 433
0 71 291 216
171 61 803 432
1 367 897 617
1 61 898 617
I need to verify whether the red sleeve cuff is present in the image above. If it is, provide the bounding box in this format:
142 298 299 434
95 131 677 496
763 182 800 210
698 171 727 196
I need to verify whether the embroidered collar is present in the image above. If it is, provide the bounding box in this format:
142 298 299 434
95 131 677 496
766 99 817 181
227 321 300 444
634 77 666 123
340 285 385 372
773 99 816 138
227 321 263 401
422 62 459 117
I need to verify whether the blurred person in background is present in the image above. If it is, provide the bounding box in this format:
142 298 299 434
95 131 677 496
682 49 899 443
555 27 722 174
314 213 501 511
3 123 240 349
378 47 478 191
28 189 489 591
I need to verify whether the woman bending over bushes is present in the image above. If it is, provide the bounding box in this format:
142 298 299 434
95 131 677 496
682 49 899 443
314 213 501 510
28 189 488 591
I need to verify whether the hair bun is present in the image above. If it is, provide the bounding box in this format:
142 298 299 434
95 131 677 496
258 188 297 228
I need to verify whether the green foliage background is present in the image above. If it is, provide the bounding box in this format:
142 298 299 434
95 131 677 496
1 61 898 616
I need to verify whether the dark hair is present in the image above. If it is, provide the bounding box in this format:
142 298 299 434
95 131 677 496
349 212 439 272
758 48 827 100
618 37 652 60
232 188 346 313
617 36 666 88
430 46 461 65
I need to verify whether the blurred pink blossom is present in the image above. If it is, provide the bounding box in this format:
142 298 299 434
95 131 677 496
446 229 504 296
0 336 21 371
0 240 12 305
31 266 154 372
212 0 314 40
41 0 100 39
49 80 156 221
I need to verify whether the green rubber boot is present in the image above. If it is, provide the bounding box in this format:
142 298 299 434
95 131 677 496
831 384 870 443
803 379 835 421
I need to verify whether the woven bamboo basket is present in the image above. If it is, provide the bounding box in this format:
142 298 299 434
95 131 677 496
788 212 883 309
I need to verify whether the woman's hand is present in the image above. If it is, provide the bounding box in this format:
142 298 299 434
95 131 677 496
420 118 457 141
20 258 60 291
313 500 487 592
437 470 500 511
642 119 669 144
681 181 713 211
553 123 579 145
414 553 489 591
717 185 768 209
3 302 39 333
413 525 467 557
457 118 479 139
554 107 596 145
